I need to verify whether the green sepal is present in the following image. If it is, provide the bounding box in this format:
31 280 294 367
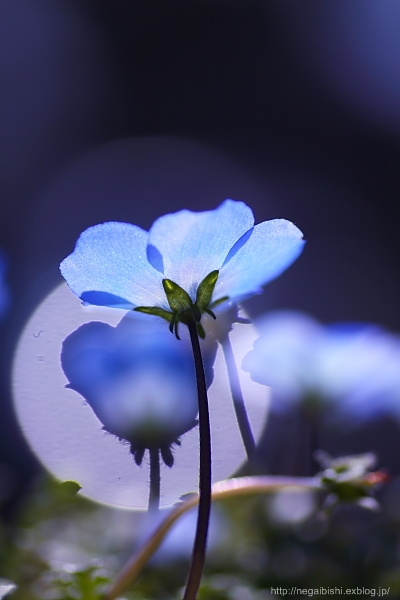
136 273 226 340
196 322 206 339
191 303 202 323
196 270 219 310
209 295 229 309
169 313 181 340
134 306 173 322
163 279 193 313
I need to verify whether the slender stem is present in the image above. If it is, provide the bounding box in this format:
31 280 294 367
183 319 212 600
307 412 321 476
148 448 161 512
221 335 256 462
103 476 319 600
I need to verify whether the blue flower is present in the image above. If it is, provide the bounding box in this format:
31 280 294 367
60 200 304 329
242 311 400 424
61 316 216 466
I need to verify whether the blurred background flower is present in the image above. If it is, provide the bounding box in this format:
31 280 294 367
243 311 400 424
12 282 267 510
61 315 217 468
137 505 228 567
243 311 400 476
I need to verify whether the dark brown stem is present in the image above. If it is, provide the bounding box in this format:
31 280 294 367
221 336 256 462
148 447 160 512
183 320 212 600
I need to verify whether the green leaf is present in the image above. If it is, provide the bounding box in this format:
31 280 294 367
196 270 219 310
163 279 193 313
53 566 110 600
134 306 173 322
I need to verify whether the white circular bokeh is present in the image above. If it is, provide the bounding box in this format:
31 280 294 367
12 283 268 509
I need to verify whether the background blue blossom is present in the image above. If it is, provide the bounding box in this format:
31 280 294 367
243 310 400 425
61 315 217 463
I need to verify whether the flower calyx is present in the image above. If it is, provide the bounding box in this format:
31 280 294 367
315 451 387 512
135 270 228 339
129 421 198 468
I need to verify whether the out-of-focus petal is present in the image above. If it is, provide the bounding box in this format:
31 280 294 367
61 318 198 444
214 219 305 302
242 310 400 425
60 222 166 309
61 315 218 445
147 199 254 299
242 311 320 407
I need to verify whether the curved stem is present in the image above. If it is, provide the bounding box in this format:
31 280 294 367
183 319 212 600
103 476 319 600
221 335 256 462
148 448 161 512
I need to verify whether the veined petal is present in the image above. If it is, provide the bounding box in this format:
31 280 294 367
214 219 305 302
147 199 254 299
60 222 167 309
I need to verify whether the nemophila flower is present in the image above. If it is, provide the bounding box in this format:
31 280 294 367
60 200 304 337
242 311 400 424
60 201 304 596
61 315 216 467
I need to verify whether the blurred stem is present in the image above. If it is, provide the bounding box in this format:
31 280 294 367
221 335 256 462
308 412 321 476
103 476 319 600
183 319 212 600
148 448 160 512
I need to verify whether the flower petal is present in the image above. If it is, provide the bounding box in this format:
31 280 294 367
214 219 305 302
147 199 254 299
61 315 218 445
60 222 167 309
241 311 321 406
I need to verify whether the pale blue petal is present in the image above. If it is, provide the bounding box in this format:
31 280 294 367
60 222 167 309
147 199 254 299
214 219 305 302
243 310 400 424
242 311 321 408
60 317 219 444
